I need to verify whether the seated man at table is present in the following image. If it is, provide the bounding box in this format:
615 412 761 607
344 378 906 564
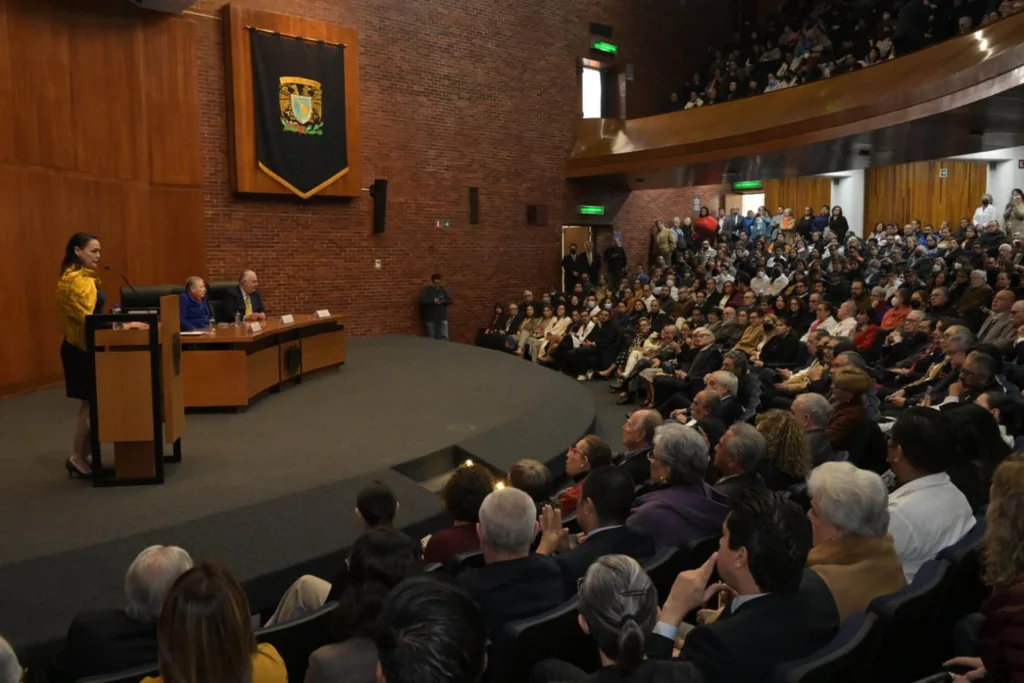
178 276 212 331
219 269 266 323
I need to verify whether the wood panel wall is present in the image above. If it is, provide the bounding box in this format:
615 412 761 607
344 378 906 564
0 0 204 398
865 160 988 231
764 177 833 218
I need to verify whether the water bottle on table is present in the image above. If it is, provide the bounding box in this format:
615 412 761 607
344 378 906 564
112 304 123 330
234 310 242 327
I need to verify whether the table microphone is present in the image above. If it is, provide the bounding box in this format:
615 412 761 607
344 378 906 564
103 265 139 297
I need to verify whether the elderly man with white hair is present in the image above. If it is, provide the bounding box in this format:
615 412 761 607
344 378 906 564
50 545 193 682
832 300 858 338
456 487 567 637
792 393 842 466
626 423 727 548
956 270 995 325
0 637 21 683
805 462 907 620
711 423 767 498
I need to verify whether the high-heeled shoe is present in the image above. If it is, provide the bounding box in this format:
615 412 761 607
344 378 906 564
66 459 91 479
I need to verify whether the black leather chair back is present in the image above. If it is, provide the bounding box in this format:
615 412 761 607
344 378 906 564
852 419 888 474
487 597 598 683
769 611 879 683
935 518 989 652
76 663 159 683
120 285 183 311
207 281 237 323
255 601 338 683
445 549 484 575
643 547 683 604
866 560 951 683
682 533 721 570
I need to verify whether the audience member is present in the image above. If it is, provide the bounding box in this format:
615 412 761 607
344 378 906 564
806 462 907 620
756 409 813 491
626 423 727 548
559 436 614 515
616 410 663 486
355 480 398 529
711 423 768 498
652 489 839 683
50 545 194 683
887 408 977 582
373 577 487 683
423 463 494 565
0 637 21 683
307 529 421 683
457 487 567 636
537 467 655 585
827 366 873 449
792 393 841 465
145 562 286 683
508 458 555 511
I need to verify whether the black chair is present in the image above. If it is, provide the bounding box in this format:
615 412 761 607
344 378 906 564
866 560 951 683
423 561 444 572
681 532 721 570
562 513 582 535
207 281 237 323
643 547 684 604
76 663 159 683
255 601 338 683
487 597 599 683
768 611 879 683
935 517 989 652
120 284 184 311
445 549 484 575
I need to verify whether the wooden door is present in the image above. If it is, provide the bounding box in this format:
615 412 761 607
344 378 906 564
561 226 592 257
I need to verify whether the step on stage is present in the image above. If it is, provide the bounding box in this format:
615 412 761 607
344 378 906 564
0 335 595 664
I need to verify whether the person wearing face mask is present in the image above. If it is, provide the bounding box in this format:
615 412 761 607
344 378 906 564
562 242 582 293
974 194 1002 231
1004 188 1024 238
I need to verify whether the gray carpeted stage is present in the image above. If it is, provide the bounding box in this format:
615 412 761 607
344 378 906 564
0 336 595 663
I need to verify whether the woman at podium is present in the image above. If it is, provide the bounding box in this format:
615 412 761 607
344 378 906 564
179 276 212 330
55 233 105 478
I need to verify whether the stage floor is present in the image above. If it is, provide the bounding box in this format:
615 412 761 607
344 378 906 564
0 336 595 656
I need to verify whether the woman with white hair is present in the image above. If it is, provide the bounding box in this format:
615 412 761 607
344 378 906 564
806 462 906 621
626 424 727 548
178 276 212 331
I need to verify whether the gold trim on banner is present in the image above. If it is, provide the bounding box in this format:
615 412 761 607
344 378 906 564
247 26 347 48
257 162 350 199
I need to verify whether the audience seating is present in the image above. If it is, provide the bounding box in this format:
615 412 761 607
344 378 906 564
768 611 879 683
255 601 338 683
682 533 721 570
488 597 599 683
444 549 484 575
643 547 684 604
76 663 159 683
846 418 887 474
935 517 989 653
120 285 184 311
866 560 952 683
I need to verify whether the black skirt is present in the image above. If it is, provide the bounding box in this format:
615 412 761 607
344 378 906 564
61 340 94 401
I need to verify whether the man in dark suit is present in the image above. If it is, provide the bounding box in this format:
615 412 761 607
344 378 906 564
712 424 767 498
562 243 582 293
217 269 266 323
650 489 840 683
456 488 568 638
49 546 194 683
582 241 602 283
536 467 655 589
616 409 663 486
792 393 842 465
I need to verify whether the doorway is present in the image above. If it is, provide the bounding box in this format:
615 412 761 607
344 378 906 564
561 225 592 258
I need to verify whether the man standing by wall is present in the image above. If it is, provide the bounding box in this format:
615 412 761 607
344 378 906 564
604 238 627 290
562 243 582 293
419 273 452 340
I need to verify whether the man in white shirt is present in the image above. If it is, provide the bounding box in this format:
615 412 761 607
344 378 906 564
800 301 839 342
886 408 976 583
973 193 1001 230
832 301 857 338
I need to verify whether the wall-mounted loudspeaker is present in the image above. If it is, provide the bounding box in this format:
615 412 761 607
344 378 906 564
469 187 479 225
127 0 197 13
370 179 388 234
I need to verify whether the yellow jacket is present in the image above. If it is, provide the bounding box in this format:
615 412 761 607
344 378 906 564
56 267 99 350
732 324 765 357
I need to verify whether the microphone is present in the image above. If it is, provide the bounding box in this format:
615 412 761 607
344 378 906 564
103 265 138 297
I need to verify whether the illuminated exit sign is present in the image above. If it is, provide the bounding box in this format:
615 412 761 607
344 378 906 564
578 205 605 215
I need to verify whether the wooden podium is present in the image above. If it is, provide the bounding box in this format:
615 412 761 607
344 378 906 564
85 295 185 486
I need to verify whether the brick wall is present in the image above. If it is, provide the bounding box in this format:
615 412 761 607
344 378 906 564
191 0 734 340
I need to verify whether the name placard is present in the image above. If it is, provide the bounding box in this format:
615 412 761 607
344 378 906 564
314 309 331 319
280 314 295 325
249 322 263 334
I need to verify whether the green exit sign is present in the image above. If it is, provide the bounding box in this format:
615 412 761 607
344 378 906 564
732 180 763 191
591 41 618 54
578 205 605 215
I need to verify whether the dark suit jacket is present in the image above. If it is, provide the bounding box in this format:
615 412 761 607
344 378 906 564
457 555 568 637
685 345 724 387
651 570 840 683
50 609 158 683
712 471 766 498
720 395 743 426
618 446 653 486
760 333 800 365
694 416 727 450
218 286 265 322
557 526 656 590
582 252 602 280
